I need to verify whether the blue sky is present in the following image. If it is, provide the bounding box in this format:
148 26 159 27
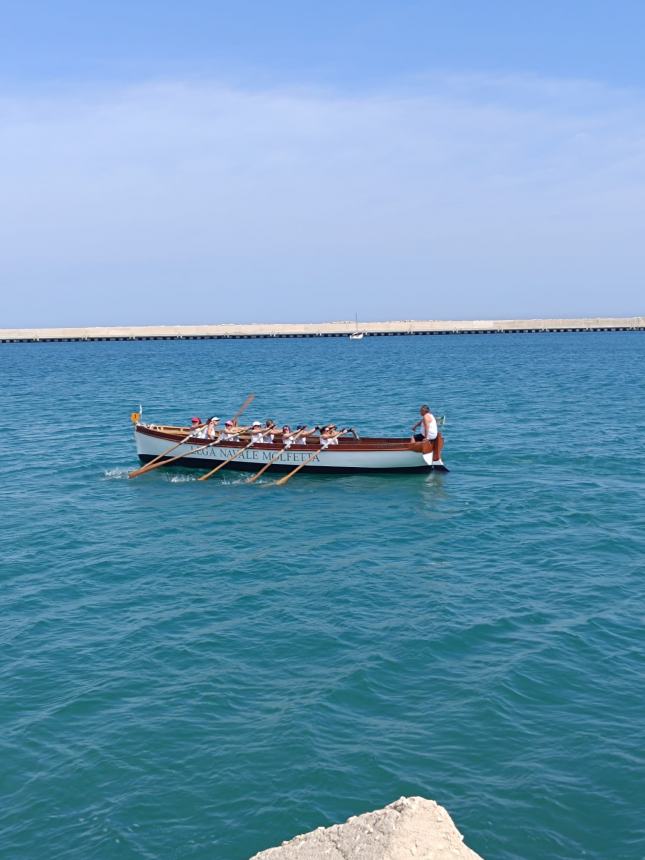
1 1 644 326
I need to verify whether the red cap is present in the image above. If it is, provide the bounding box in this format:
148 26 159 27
191 416 201 424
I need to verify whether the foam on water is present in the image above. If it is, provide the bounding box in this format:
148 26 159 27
164 473 200 483
1 333 644 860
102 467 131 480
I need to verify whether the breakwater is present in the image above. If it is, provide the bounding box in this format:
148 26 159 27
0 316 643 343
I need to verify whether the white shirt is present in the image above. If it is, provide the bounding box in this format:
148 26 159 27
423 414 438 441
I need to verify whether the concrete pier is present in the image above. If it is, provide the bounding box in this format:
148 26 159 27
0 317 643 343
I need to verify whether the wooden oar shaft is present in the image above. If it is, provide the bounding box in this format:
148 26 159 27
131 423 257 479
246 427 309 484
137 438 218 473
230 393 255 423
128 392 254 479
128 423 209 478
274 430 345 486
197 438 255 481
196 424 278 482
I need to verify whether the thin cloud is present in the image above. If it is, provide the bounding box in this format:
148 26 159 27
1 75 644 325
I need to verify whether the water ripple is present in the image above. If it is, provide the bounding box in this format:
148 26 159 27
1 334 644 859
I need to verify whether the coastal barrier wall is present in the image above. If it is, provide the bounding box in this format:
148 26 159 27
0 317 643 343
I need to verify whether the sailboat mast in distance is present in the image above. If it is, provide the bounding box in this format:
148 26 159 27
349 313 364 340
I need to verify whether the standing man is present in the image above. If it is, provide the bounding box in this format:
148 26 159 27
411 404 437 442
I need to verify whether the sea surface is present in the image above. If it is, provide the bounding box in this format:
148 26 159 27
1 333 644 860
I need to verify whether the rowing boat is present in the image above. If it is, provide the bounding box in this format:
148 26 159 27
133 422 448 475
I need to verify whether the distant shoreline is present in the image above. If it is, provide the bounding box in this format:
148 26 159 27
1 316 643 343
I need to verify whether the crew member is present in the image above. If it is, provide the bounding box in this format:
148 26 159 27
281 425 293 446
411 404 437 442
321 425 340 446
222 420 239 441
251 421 265 444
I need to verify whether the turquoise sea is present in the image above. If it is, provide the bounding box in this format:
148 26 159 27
1 333 644 860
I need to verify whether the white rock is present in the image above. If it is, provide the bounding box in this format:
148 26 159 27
250 796 483 859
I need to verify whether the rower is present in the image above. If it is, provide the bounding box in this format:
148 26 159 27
206 416 220 439
281 425 293 447
320 424 340 446
264 419 276 444
411 404 437 442
250 421 265 444
190 416 208 438
222 419 239 441
294 424 308 445
196 416 215 439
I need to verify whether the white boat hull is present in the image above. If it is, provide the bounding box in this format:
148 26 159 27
134 425 447 475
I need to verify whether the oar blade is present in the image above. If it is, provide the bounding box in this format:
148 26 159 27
231 392 254 422
128 423 206 478
128 465 148 479
129 393 252 480
246 465 267 484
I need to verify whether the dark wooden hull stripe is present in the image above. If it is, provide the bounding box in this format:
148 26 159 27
137 453 448 475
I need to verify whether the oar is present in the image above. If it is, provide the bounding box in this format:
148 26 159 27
130 422 255 480
198 435 257 481
245 426 310 484
229 393 256 423
128 392 254 479
274 429 346 487
129 423 211 478
197 421 279 483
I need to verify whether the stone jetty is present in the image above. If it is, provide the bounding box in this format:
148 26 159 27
0 316 643 343
250 796 483 860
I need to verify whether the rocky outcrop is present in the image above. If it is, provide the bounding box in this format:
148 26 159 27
250 796 483 859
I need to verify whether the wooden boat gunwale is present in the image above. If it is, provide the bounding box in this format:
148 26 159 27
137 423 425 451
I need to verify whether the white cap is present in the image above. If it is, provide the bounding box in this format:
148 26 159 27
252 421 261 426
